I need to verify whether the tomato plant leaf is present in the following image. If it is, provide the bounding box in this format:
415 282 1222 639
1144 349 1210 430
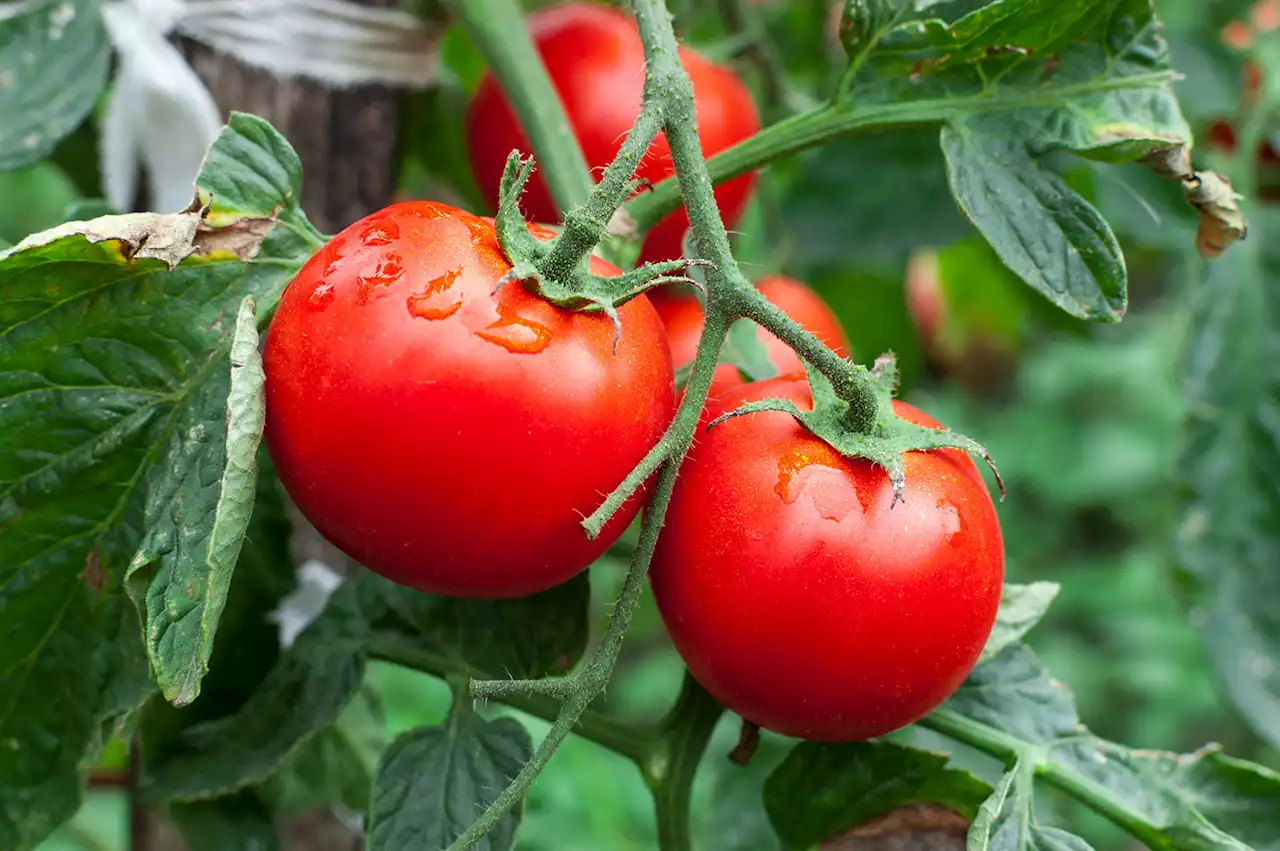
169 791 280 851
934 644 1280 850
138 461 298 801
763 740 990 850
376 572 591 679
0 0 109 171
980 581 1061 664
366 712 533 851
0 114 318 850
139 574 383 802
266 681 388 814
1175 208 1280 755
125 296 266 706
941 124 1126 322
968 766 1096 851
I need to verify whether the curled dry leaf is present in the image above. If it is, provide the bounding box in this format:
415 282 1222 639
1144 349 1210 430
1139 145 1247 259
0 193 277 267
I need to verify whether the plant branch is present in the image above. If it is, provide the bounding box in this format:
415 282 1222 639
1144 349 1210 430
445 0 594 213
537 105 664 279
368 636 649 763
644 674 725 851
623 70 1178 233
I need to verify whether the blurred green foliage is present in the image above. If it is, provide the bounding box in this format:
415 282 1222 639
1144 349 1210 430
22 0 1278 848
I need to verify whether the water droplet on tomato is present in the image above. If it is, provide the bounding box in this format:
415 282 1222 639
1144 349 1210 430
407 267 464 320
475 305 552 354
308 281 336 311
774 449 864 521
357 253 405 303
462 216 492 246
361 219 400 246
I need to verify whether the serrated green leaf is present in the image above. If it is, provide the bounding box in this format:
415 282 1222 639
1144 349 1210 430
941 124 1126 321
366 712 532 851
979 582 1061 663
937 644 1280 850
1176 207 1280 757
0 113 319 850
377 571 591 679
140 575 383 803
126 296 267 706
765 739 990 850
169 791 280 851
0 0 110 171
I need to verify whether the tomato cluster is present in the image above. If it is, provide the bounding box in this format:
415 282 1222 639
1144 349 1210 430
263 1 1004 743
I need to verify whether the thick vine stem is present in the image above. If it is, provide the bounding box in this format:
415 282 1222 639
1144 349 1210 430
644 674 725 851
537 104 665 280
623 71 1178 234
445 0 593 213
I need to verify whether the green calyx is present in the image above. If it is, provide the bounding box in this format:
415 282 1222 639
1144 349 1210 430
492 152 702 344
708 352 1005 505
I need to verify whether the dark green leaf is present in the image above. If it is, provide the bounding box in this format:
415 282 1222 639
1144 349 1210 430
141 575 382 802
941 124 1126 321
126 296 267 706
0 115 311 849
783 130 969 266
764 740 990 850
139 460 297 790
377 572 591 679
1176 207 1280 755
367 711 532 851
170 791 280 851
0 582 152 851
0 0 110 171
979 582 1061 664
269 682 388 814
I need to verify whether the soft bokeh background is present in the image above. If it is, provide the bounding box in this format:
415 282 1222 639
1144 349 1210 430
16 0 1277 847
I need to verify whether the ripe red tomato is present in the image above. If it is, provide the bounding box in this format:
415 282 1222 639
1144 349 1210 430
465 1 760 265
650 375 1004 740
653 275 850 395
263 201 675 598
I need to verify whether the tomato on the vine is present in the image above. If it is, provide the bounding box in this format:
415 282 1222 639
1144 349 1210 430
465 1 760 264
650 375 1004 741
653 275 850 394
263 201 675 599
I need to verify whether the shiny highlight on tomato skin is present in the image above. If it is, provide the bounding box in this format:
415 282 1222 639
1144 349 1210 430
263 201 676 598
651 375 1004 741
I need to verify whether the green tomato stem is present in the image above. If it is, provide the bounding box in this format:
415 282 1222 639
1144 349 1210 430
645 674 725 851
444 0 594 214
623 71 1178 234
536 104 665 279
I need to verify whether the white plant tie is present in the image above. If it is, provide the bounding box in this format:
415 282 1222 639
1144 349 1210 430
99 0 441 214
268 559 348 648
